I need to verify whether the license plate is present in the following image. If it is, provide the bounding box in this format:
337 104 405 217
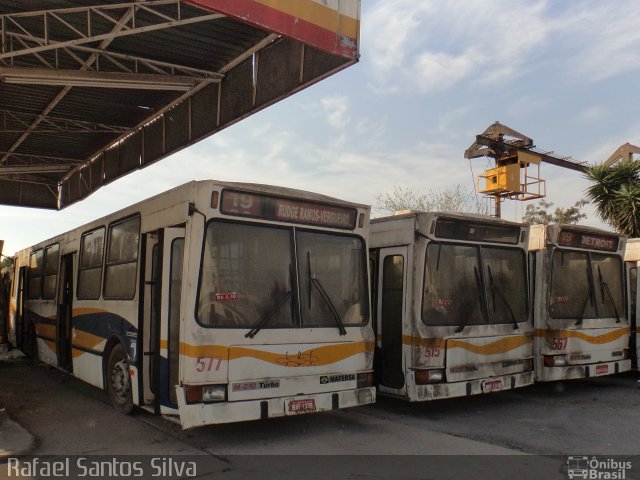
286 398 316 415
482 379 503 393
595 365 609 376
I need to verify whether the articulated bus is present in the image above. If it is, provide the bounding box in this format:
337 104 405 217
529 224 631 381
8 180 375 428
369 212 534 401
624 238 639 369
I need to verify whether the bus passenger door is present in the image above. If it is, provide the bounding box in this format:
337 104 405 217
141 228 185 413
56 254 73 371
15 266 26 351
159 228 185 409
627 264 637 367
377 247 407 390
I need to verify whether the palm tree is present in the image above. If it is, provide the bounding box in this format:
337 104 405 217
584 162 640 237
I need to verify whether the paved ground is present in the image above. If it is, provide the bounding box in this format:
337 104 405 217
1 354 639 478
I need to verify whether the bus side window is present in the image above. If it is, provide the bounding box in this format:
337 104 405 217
42 244 60 300
104 216 141 300
78 228 105 300
27 249 43 300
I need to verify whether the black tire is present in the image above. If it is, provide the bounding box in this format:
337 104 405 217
106 343 134 414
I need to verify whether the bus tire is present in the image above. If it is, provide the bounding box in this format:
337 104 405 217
106 343 134 414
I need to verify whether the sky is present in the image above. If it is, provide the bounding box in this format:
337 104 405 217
3 0 640 256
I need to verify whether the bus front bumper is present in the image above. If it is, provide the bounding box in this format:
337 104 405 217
176 386 375 429
536 359 631 382
405 371 534 402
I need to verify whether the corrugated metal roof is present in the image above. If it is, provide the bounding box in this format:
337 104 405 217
0 0 359 208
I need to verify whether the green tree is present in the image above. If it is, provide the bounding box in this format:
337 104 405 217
584 162 640 237
375 185 488 215
0 257 12 271
522 199 588 225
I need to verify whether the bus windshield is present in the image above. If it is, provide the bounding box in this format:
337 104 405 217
196 222 368 329
550 249 623 320
422 243 527 327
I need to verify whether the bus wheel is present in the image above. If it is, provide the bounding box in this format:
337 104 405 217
106 343 133 414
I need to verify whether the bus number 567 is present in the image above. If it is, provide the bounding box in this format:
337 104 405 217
551 337 568 351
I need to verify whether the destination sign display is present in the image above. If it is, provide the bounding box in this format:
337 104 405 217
557 230 619 252
220 190 357 230
435 218 521 244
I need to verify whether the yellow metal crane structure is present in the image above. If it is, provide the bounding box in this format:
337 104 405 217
465 122 589 218
603 143 640 167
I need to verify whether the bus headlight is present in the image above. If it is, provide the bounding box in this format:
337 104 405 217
203 385 227 403
543 355 567 367
185 384 227 404
414 369 445 385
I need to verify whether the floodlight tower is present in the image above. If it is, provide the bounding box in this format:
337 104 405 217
465 122 588 218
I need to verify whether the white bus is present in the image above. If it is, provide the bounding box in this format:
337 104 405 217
529 224 631 381
369 212 534 401
8 180 375 428
624 238 640 369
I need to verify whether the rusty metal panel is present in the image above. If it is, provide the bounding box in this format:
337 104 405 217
302 44 351 84
103 148 120 184
191 84 219 142
255 38 302 107
66 170 82 205
219 59 254 127
142 120 165 166
120 132 142 175
165 102 190 155
90 156 105 192
186 0 361 59
18 182 57 209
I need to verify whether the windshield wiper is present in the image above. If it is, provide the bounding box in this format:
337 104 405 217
307 252 347 336
576 265 597 326
245 291 291 339
487 265 519 330
311 277 347 336
598 265 621 323
455 266 484 334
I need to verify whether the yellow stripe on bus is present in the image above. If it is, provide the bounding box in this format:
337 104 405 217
447 336 532 355
72 307 108 316
401 335 532 355
534 328 630 345
176 341 373 367
72 329 105 352
36 323 56 339
41 338 56 352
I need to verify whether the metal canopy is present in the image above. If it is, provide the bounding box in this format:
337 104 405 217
0 0 361 209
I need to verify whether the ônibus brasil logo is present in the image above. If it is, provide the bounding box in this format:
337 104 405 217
567 456 632 480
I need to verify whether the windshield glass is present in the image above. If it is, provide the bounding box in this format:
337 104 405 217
550 250 596 319
297 231 368 327
423 243 485 327
196 222 368 329
592 253 624 319
483 247 528 324
197 222 293 328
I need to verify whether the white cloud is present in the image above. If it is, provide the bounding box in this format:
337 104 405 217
578 106 608 124
321 95 350 129
363 0 552 94
561 1 640 81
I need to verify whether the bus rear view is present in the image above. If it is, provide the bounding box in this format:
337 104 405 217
370 212 534 401
529 224 631 381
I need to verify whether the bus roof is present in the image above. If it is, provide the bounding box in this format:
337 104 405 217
13 179 369 256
